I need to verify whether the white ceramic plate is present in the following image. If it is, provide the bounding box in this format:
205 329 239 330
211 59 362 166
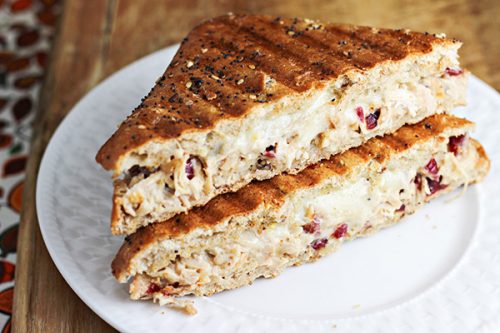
37 44 500 333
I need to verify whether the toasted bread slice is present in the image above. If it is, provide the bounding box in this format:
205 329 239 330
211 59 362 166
111 115 490 312
97 14 468 235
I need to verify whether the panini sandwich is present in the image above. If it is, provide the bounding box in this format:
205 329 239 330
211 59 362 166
96 14 468 235
111 114 490 313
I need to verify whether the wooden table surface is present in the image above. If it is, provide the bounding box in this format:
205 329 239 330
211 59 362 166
11 0 500 332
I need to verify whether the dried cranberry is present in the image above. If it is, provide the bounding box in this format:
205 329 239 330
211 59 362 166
445 68 464 76
426 177 448 195
395 204 406 213
311 238 328 250
146 283 161 295
302 219 320 234
332 223 348 239
414 173 423 191
264 145 276 158
355 106 364 123
185 157 195 180
448 135 466 156
365 109 381 130
425 158 439 175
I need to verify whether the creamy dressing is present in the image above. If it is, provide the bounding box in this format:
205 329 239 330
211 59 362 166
139 143 476 291
120 74 466 231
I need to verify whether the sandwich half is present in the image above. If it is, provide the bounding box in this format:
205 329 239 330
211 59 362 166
96 14 468 235
111 114 490 313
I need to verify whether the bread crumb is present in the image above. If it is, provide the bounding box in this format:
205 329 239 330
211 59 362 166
153 294 198 315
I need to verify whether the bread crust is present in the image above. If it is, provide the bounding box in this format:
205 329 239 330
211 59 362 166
96 14 458 171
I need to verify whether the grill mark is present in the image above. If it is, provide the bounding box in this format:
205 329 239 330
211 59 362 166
302 28 388 69
326 26 410 60
380 28 437 51
249 17 428 73
235 17 353 79
326 25 435 63
200 24 306 92
176 43 287 112
238 18 372 83
215 19 325 90
263 17 376 76
294 31 378 72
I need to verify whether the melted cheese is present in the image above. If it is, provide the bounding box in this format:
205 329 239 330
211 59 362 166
121 74 465 231
141 144 478 291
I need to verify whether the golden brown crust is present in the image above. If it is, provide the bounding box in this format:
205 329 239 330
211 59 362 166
111 114 475 278
96 14 458 171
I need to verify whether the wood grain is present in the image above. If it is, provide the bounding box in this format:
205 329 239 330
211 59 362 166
12 0 500 332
